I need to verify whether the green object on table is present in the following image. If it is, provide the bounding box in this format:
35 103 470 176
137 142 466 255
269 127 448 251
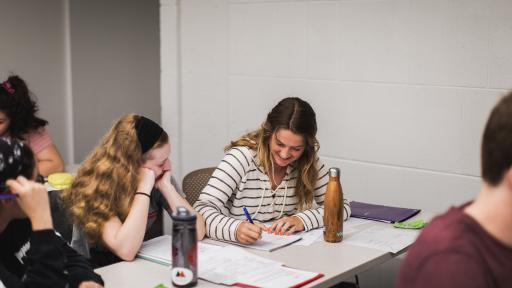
393 219 427 229
153 284 168 288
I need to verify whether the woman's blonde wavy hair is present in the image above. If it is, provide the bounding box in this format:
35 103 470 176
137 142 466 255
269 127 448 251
226 97 319 211
60 114 168 243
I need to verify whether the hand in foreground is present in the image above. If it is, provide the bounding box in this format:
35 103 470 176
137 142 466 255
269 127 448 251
6 176 53 230
269 216 304 235
236 221 268 244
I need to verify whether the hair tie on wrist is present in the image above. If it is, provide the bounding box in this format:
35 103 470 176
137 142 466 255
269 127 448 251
135 192 151 198
134 116 163 154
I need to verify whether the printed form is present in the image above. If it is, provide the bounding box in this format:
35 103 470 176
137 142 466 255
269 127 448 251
199 245 322 287
344 226 420 253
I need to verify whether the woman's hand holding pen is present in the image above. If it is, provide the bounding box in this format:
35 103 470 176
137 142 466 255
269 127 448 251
269 216 304 235
236 221 268 244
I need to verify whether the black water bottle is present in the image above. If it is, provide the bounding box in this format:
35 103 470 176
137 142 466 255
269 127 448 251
171 207 198 287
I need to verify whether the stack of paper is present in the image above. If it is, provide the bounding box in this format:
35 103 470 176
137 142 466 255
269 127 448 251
138 236 323 287
293 218 371 246
344 226 419 253
199 245 323 287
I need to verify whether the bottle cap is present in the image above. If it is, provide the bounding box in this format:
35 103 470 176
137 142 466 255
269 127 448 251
171 206 197 222
329 167 340 177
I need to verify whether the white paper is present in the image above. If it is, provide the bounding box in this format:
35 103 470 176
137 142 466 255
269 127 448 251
294 229 323 246
343 226 357 236
137 235 222 265
345 217 372 228
344 226 419 253
199 245 320 287
234 233 302 251
45 183 60 191
268 266 321 287
286 219 363 246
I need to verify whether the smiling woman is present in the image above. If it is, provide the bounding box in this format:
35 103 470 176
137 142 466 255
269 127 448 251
59 114 205 267
193 97 351 245
270 129 305 176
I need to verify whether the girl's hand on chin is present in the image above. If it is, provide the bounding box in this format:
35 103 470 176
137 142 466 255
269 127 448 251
137 167 156 193
155 170 172 192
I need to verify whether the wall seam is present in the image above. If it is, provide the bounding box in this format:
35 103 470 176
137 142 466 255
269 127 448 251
63 0 75 165
176 0 183 178
226 74 508 91
321 155 481 180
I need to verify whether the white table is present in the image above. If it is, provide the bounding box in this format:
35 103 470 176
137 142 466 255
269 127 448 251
96 215 426 288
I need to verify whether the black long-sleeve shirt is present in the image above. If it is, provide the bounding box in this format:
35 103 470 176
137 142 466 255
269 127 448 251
0 219 103 288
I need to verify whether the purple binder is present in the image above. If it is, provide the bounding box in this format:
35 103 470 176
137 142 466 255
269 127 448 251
350 201 421 223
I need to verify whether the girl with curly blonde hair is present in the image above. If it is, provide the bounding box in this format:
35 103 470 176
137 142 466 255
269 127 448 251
60 114 205 265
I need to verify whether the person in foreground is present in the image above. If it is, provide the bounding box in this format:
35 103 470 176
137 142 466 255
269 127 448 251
0 75 64 176
0 138 103 288
194 97 351 244
397 92 512 288
60 114 205 266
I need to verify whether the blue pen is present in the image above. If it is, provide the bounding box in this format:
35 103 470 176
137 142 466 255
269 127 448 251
0 194 17 200
242 206 254 224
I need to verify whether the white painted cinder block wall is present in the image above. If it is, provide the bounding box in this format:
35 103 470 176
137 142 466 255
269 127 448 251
1 0 161 165
161 0 512 286
0 0 70 163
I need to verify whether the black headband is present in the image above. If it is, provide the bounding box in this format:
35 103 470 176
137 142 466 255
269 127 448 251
135 116 163 154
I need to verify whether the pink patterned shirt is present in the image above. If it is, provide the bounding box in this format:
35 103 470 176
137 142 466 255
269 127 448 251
23 127 53 154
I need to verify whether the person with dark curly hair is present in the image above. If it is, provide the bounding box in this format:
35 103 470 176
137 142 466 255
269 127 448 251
0 75 64 177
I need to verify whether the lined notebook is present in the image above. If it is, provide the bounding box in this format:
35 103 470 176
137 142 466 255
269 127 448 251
229 233 302 252
350 201 421 223
137 235 221 265
216 232 302 252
